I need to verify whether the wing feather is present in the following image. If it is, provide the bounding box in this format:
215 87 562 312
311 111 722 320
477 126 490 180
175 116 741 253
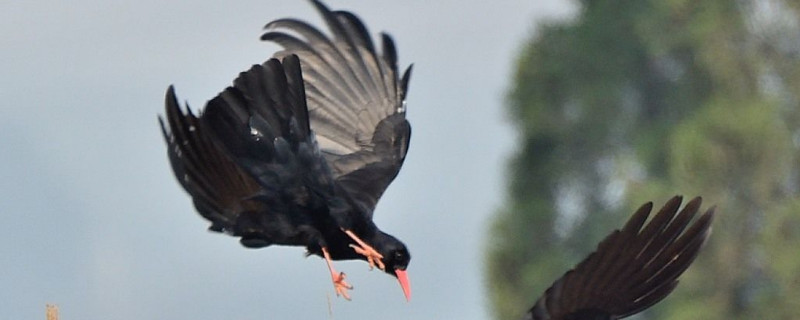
161 56 333 248
160 86 264 233
262 0 413 216
523 196 715 320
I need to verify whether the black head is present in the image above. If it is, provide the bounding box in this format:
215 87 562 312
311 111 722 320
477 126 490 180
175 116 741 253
372 231 411 300
377 235 411 272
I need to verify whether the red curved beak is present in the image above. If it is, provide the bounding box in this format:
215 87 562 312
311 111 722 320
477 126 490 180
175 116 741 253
395 269 411 302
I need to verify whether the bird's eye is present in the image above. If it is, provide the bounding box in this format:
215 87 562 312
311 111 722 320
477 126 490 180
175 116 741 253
394 251 404 260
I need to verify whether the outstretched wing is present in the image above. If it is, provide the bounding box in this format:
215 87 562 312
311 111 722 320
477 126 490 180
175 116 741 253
162 55 335 248
160 86 265 233
524 196 715 320
261 0 413 216
201 55 337 205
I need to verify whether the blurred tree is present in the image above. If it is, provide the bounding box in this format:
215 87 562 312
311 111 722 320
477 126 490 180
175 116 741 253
487 0 800 319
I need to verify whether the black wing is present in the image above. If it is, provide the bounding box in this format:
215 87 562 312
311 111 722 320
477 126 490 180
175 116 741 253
162 56 334 248
523 196 715 320
160 86 265 233
261 0 413 216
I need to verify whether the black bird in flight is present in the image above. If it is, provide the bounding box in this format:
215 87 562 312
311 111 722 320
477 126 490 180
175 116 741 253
159 0 412 301
522 196 715 320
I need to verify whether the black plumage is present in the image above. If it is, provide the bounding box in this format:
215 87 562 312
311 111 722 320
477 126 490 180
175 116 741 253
159 0 412 301
522 196 715 320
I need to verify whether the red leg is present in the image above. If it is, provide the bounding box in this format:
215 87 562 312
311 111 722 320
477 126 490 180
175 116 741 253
343 229 385 271
322 247 353 300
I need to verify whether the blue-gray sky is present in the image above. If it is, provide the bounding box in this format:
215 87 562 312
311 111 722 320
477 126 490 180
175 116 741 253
1 1 575 319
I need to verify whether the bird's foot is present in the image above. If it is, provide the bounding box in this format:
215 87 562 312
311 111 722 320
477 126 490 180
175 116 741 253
343 229 385 271
322 247 353 300
349 243 385 271
331 271 353 300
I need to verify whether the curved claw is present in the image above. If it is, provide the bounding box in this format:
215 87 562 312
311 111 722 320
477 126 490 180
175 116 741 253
349 244 385 270
332 272 353 300
322 247 354 301
343 229 386 271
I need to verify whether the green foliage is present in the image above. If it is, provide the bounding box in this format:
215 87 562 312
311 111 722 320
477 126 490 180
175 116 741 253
487 0 800 319
754 199 800 318
669 99 793 199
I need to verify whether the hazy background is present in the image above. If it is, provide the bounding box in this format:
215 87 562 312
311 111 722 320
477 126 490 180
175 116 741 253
485 0 800 318
1 1 576 319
